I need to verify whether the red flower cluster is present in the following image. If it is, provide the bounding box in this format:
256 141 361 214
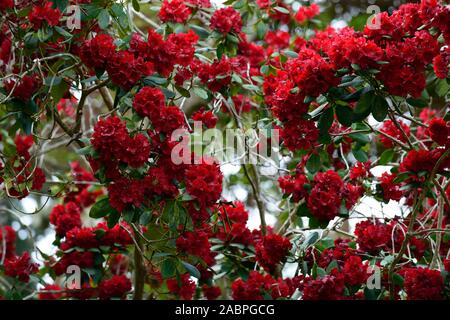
400 149 450 174
167 273 196 300
130 29 198 77
210 7 242 34
295 4 320 24
49 202 82 237
379 173 404 202
184 159 223 208
285 50 339 98
191 108 218 129
107 50 153 90
132 87 165 120
159 0 192 23
4 75 40 101
0 226 16 259
79 34 116 70
379 120 410 149
0 0 13 11
98 275 132 300
302 270 345 300
216 202 253 246
403 267 444 300
197 58 233 92
428 118 449 146
279 170 362 221
255 233 291 272
91 116 150 169
28 2 61 30
176 227 214 265
231 271 295 300
4 252 39 282
38 284 63 300
355 220 426 259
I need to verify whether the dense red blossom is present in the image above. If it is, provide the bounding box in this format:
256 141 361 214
49 202 82 237
4 252 39 282
108 178 145 212
184 160 223 207
176 228 213 264
232 271 293 300
295 4 320 23
133 87 165 119
302 270 345 300
202 285 221 300
428 118 449 146
79 34 116 70
107 50 153 90
403 267 444 300
4 75 40 102
98 275 132 300
191 108 218 129
255 234 291 272
159 0 192 23
28 2 61 30
167 273 196 300
379 120 410 149
379 173 404 202
0 226 16 259
38 284 63 300
210 7 242 34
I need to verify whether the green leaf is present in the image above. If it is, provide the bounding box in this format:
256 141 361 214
97 9 110 30
379 149 394 165
274 6 290 14
193 87 208 100
89 197 114 219
190 25 209 39
181 261 201 279
306 153 321 174
335 105 354 127
317 108 334 144
302 231 319 248
353 91 374 121
107 209 120 228
371 95 389 122
353 149 368 162
161 258 177 279
132 0 140 11
406 97 428 108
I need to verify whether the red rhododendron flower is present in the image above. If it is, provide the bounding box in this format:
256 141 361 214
302 270 345 300
98 275 132 300
28 2 61 30
255 233 291 272
428 118 449 145
80 34 116 70
159 0 192 23
184 159 223 207
403 267 444 300
4 252 39 282
49 202 82 237
38 284 63 300
295 4 320 24
0 226 16 259
202 285 221 300
107 51 153 90
379 120 410 149
4 75 40 102
133 87 166 120
167 273 196 300
210 7 242 34
0 0 13 11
